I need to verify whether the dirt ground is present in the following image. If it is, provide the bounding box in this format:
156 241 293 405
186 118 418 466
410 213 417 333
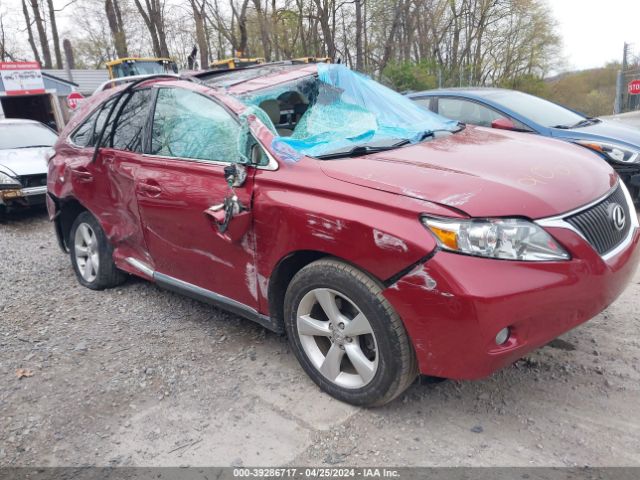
1 209 640 468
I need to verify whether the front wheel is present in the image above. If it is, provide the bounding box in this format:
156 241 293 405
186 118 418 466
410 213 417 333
284 259 418 407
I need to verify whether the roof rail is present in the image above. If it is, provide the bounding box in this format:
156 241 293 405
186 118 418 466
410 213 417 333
93 73 182 95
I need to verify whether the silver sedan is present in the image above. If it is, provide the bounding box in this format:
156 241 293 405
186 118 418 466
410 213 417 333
0 119 57 219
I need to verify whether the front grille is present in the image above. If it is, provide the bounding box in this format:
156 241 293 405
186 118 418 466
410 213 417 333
19 174 47 189
566 185 631 255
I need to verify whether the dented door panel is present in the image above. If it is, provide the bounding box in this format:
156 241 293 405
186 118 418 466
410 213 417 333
134 155 259 309
48 142 153 271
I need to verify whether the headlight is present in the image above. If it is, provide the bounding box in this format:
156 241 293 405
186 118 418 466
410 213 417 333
422 217 570 261
0 171 21 188
575 140 639 164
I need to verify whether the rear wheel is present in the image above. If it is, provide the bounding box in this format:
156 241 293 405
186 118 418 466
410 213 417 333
69 211 126 290
284 259 418 407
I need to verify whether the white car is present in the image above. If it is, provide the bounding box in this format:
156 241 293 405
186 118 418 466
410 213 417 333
0 119 57 219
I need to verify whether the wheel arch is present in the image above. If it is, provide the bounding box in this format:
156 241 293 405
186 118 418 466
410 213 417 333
267 249 385 332
51 195 89 252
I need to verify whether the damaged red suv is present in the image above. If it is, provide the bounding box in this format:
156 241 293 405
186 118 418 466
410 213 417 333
48 63 640 406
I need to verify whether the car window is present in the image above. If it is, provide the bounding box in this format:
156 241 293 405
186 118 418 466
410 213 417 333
438 98 502 127
107 89 152 152
90 97 118 146
71 97 120 148
412 97 437 113
486 90 584 128
150 88 241 163
71 109 100 147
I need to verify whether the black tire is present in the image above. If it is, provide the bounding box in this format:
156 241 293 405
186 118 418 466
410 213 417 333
69 211 126 290
284 258 418 407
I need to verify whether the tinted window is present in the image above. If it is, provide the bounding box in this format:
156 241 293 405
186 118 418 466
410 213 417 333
413 97 436 113
438 98 502 127
71 109 99 147
151 88 241 163
106 89 151 152
0 123 57 149
91 97 117 146
486 90 584 128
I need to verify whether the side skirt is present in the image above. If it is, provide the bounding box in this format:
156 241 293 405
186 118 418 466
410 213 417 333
126 258 281 334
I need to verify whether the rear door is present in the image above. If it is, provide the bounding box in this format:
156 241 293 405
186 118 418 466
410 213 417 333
135 86 259 308
63 89 152 265
94 88 154 264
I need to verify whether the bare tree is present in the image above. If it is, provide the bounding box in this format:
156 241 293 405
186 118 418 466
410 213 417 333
0 12 16 61
190 0 209 67
47 0 63 68
134 0 170 57
20 0 41 64
105 0 128 58
354 0 363 70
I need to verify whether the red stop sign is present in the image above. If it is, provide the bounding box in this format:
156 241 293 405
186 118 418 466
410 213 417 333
629 80 640 95
67 91 85 110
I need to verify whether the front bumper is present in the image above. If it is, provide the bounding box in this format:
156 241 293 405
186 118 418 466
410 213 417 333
384 226 640 380
0 186 47 208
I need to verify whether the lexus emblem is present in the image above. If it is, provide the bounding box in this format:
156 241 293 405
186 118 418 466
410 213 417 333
609 204 626 231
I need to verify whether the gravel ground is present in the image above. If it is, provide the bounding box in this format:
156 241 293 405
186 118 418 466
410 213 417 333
1 208 640 467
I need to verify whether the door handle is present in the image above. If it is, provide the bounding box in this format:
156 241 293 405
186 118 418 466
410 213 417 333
138 182 162 197
70 168 93 182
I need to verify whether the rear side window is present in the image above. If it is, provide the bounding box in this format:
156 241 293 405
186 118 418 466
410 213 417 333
107 89 152 152
71 109 100 147
413 97 436 113
90 97 117 146
150 88 241 163
438 98 502 127
70 96 120 148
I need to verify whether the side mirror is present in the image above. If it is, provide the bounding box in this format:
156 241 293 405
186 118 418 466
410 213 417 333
491 117 516 131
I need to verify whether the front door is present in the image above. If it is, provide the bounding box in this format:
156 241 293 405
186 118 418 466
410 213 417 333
135 86 259 308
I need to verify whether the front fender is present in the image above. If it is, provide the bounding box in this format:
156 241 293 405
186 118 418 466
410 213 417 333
252 159 462 314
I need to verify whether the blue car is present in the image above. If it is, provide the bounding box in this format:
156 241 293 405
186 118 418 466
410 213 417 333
408 88 640 200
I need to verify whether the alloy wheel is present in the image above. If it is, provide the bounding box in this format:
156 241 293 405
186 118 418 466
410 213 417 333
296 288 379 389
74 223 99 282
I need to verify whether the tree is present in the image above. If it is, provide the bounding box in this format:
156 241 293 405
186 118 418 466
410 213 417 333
29 0 53 68
47 0 63 68
190 0 209 67
105 0 128 58
134 0 170 57
21 0 42 65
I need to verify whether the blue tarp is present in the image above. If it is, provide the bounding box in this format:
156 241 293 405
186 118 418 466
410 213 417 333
240 64 457 158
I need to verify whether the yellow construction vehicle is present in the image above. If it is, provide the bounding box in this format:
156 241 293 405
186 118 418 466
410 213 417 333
208 57 265 71
292 57 331 64
106 57 178 79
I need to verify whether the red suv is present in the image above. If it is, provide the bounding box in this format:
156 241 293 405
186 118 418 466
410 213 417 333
48 64 640 406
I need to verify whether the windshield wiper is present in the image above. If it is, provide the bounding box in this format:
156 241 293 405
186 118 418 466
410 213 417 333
572 117 601 128
315 140 412 160
314 128 452 160
14 145 53 149
552 117 600 130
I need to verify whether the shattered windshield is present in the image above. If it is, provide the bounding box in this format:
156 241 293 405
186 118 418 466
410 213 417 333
237 64 458 159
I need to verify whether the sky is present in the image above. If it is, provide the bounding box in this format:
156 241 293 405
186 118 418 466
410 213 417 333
549 0 640 70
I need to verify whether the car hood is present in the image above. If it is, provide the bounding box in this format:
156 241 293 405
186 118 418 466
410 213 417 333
0 147 51 177
320 127 616 219
557 119 640 149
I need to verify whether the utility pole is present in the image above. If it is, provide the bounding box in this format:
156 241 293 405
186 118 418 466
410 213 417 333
614 42 630 114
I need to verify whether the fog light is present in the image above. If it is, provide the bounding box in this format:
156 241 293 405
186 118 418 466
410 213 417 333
495 327 510 345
